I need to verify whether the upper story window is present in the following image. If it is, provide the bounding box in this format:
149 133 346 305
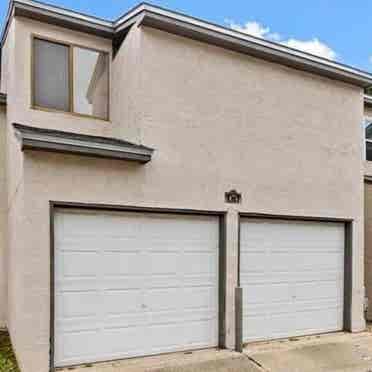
366 121 372 161
32 37 109 120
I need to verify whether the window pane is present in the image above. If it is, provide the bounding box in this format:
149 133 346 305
73 47 109 119
367 141 372 161
366 121 372 140
33 39 69 111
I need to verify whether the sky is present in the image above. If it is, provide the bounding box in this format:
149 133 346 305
1 0 372 72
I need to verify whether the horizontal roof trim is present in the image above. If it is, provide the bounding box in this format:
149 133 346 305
13 123 154 162
365 95 372 107
137 10 372 87
2 1 372 87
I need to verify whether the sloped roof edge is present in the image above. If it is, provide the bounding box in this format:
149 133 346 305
1 0 372 88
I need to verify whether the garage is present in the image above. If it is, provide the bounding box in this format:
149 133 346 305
53 208 221 367
239 218 345 343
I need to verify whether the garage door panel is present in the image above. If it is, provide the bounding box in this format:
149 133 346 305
241 269 343 286
54 210 219 367
144 252 180 274
182 252 218 274
182 287 218 310
56 291 100 318
55 237 99 252
101 252 146 276
146 320 218 347
143 288 183 311
102 290 144 314
181 275 217 287
56 278 100 292
243 283 293 304
293 281 343 301
241 254 343 275
242 219 343 237
242 281 343 306
146 309 217 325
244 297 343 317
243 307 343 342
56 251 99 278
55 331 102 364
240 218 344 342
56 317 101 333
267 309 342 333
242 253 343 272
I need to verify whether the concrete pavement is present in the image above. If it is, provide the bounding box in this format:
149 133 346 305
58 330 372 372
244 331 372 372
57 349 261 372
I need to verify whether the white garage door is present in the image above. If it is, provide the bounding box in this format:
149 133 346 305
54 209 219 367
240 218 344 343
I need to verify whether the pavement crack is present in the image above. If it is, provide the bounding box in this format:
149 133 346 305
244 354 269 372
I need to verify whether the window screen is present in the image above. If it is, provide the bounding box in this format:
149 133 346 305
33 39 70 111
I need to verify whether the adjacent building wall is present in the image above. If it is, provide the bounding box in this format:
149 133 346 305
0 106 7 329
365 182 372 319
4 19 367 372
0 7 13 330
364 104 372 319
3 18 30 371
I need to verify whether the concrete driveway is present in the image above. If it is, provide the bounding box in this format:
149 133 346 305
244 331 372 372
58 330 372 372
57 349 261 372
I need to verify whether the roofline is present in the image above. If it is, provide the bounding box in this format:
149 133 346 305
13 123 154 162
1 0 115 45
365 94 372 107
1 0 372 88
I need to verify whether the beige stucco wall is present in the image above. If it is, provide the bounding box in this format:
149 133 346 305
137 26 366 346
0 106 7 329
364 105 372 319
4 17 367 372
365 182 372 319
364 105 372 176
11 17 112 137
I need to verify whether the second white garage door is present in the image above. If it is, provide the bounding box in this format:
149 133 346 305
54 209 219 367
240 218 344 343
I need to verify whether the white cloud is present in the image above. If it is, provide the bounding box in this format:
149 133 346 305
284 38 337 60
228 20 280 41
230 20 269 38
369 56 372 65
227 20 337 61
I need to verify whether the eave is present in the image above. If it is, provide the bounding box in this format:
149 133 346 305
136 5 372 88
365 95 372 107
13 123 154 163
1 1 372 88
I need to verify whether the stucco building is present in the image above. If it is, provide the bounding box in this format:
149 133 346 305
1 1 372 372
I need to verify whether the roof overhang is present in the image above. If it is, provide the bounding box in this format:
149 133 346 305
3 0 114 41
135 6 372 88
13 123 154 162
365 95 372 107
2 1 372 88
